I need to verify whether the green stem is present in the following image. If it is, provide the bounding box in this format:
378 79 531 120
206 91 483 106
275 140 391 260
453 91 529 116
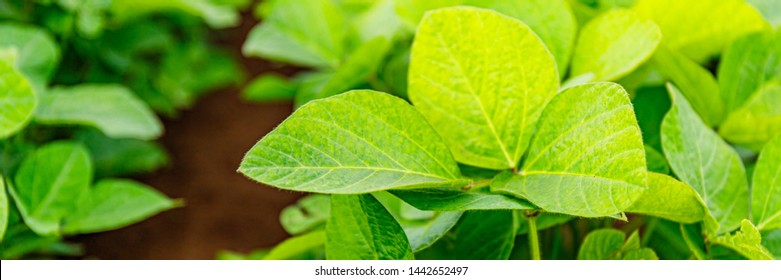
463 178 492 190
526 211 541 260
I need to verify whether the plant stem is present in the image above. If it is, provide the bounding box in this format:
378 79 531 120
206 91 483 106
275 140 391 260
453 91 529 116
462 178 492 190
526 211 541 260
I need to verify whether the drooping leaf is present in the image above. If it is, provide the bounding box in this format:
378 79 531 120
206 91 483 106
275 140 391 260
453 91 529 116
390 189 536 211
632 0 770 62
752 135 781 231
627 172 706 224
711 219 774 260
408 7 559 170
280 194 331 235
263 230 326 260
61 179 179 234
0 61 35 139
578 229 625 260
0 175 7 242
373 192 462 252
491 83 647 217
719 82 781 151
242 74 297 102
652 46 724 127
661 84 749 233
73 129 169 178
417 210 516 260
325 194 414 260
644 145 669 174
718 29 781 115
242 0 346 68
464 0 577 78
35 84 163 140
570 9 661 82
10 141 92 236
0 23 60 93
239 90 468 194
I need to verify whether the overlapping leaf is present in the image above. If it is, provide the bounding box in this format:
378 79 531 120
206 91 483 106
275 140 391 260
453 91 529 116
711 220 774 260
718 29 781 115
627 172 706 223
374 192 461 252
752 135 781 230
391 189 535 211
0 61 35 139
0 23 60 93
719 82 781 151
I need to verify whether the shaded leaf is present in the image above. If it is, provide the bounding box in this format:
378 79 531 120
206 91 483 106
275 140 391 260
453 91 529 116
644 145 669 174
0 175 7 241
0 23 60 93
280 194 331 235
632 86 670 151
374 192 462 252
391 188 535 212
417 210 516 260
681 223 708 260
628 172 706 224
242 74 297 102
752 135 781 230
74 129 169 178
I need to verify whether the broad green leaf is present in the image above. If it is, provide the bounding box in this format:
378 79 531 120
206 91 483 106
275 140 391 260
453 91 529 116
393 0 459 30
74 129 169 178
761 229 781 258
645 218 693 260
719 82 781 151
681 223 707 260
0 175 7 241
0 23 60 93
408 7 558 169
390 189 535 211
464 0 577 77
242 74 297 102
280 194 331 235
264 230 326 260
628 172 706 224
711 219 774 260
0 61 36 139
752 135 781 230
662 84 749 233
491 83 647 217
239 90 468 194
718 29 781 114
326 194 413 260
417 210 516 260
570 9 661 82
622 248 658 260
652 46 724 127
35 84 163 140
10 141 92 236
61 179 178 234
632 86 670 151
644 145 669 174
242 0 345 68
312 37 391 101
632 0 770 63
747 0 781 27
110 0 240 29
578 229 625 260
374 192 462 252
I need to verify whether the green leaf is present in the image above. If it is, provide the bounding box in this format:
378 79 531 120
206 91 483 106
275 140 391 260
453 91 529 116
393 0 459 30
35 84 163 140
418 210 516 260
373 192 462 252
632 0 769 62
264 230 326 260
681 223 708 260
0 23 60 93
61 179 178 234
578 229 625 260
239 90 468 194
711 219 774 260
325 194 413 260
719 82 781 151
464 0 577 78
110 0 240 29
10 141 92 236
570 9 661 82
661 84 749 233
351 0 404 43
632 86 671 151
622 248 658 260
280 194 331 235
652 46 724 127
242 0 345 68
491 83 647 217
74 129 169 178
408 7 559 169
242 74 297 103
0 61 36 139
761 229 781 259
718 29 781 114
752 135 781 230
515 213 571 235
313 37 391 101
747 0 781 27
0 175 7 242
390 189 536 211
644 145 669 174
627 172 706 224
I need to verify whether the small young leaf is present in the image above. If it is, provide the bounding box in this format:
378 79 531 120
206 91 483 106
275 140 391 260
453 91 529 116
491 83 647 217
280 194 331 235
408 7 558 170
711 220 774 260
390 189 536 212
0 175 7 241
242 0 346 68
10 141 92 236
61 179 178 234
578 229 625 260
240 90 468 194
325 194 413 260
718 29 781 115
241 74 297 102
661 84 749 233
570 9 661 82
627 172 706 224
719 82 781 151
0 61 36 139
652 46 724 127
263 230 326 260
0 23 59 92
464 0 577 78
752 135 781 230
632 0 769 62
35 84 163 140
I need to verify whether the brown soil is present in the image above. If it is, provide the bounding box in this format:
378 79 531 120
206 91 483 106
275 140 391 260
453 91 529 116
73 12 304 260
